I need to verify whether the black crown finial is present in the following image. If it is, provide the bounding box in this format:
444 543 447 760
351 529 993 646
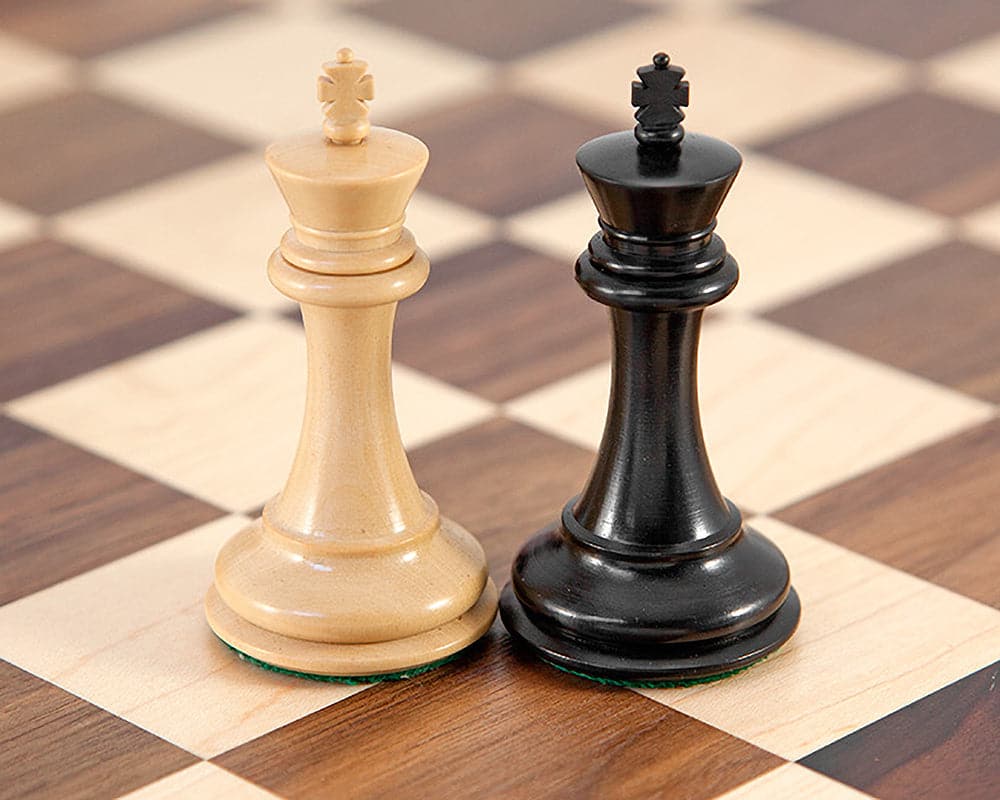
631 52 689 146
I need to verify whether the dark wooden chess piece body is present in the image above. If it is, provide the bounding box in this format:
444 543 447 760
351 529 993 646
499 54 800 683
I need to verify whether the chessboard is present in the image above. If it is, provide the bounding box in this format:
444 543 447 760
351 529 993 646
2 1 999 798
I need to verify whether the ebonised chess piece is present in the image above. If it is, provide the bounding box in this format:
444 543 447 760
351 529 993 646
499 53 800 684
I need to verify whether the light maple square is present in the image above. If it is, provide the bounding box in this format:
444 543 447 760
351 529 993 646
505 316 993 512
273 0 376 16
963 199 1000 253
511 10 907 145
0 32 72 112
54 154 287 311
933 31 1000 113
713 155 948 310
636 517 1000 760
119 762 281 800
0 197 39 249
636 0 771 9
505 191 594 263
7 316 495 512
717 764 872 800
0 515 369 759
55 154 494 313
507 154 949 312
91 10 491 142
407 190 499 263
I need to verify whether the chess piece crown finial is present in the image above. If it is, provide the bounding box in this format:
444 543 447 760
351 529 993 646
317 47 374 145
631 52 690 146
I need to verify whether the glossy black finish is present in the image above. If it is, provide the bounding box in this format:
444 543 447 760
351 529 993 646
576 131 741 239
500 584 801 682
631 51 689 147
500 54 800 682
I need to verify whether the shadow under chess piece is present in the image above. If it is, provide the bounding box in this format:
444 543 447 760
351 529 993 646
499 53 800 685
206 49 497 681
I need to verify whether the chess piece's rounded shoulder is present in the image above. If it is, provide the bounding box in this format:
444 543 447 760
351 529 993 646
576 132 742 239
575 131 741 190
265 127 428 246
265 127 428 185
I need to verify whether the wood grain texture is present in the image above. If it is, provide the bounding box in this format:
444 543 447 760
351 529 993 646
758 0 1000 58
6 317 489 514
116 762 282 799
0 660 196 800
208 97 497 675
0 0 254 58
758 91 1000 215
215 634 783 800
0 90 244 215
0 3 997 798
0 516 369 761
716 764 872 799
356 0 648 61
395 240 609 401
776 418 1000 609
764 240 1000 402
504 315 992 514
409 418 596 584
0 238 240 402
0 416 224 604
638 515 1000 761
800 661 1000 800
394 92 613 215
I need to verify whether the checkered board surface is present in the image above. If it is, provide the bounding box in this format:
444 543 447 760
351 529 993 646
2 0 999 798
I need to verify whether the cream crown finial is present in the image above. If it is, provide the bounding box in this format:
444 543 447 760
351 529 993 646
317 48 374 145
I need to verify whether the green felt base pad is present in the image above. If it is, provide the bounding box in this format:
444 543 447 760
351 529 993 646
218 637 461 685
543 658 763 689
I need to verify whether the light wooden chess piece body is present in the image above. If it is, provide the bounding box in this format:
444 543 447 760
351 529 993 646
206 50 498 677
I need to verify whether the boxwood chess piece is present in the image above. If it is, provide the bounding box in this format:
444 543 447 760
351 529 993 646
206 50 497 681
499 53 800 685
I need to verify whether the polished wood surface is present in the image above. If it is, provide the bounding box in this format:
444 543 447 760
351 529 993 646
801 661 1000 800
1 2 998 798
0 239 238 402
0 661 196 800
207 54 497 675
395 240 609 401
410 418 598 581
395 91 613 215
759 0 1000 58
0 0 251 58
777 418 1000 609
0 416 222 605
0 90 243 215
765 240 1000 403
216 636 784 800
759 91 1000 216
